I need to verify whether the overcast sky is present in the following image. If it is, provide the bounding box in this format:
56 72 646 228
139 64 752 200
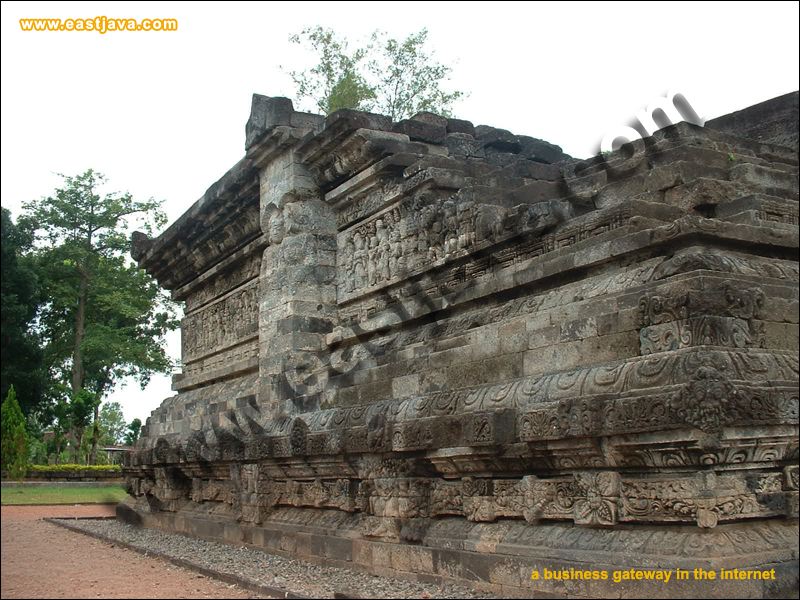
2 1 798 424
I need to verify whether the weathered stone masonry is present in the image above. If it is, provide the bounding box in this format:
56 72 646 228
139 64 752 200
123 92 799 598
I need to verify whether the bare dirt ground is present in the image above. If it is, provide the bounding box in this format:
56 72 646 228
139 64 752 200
1 505 255 599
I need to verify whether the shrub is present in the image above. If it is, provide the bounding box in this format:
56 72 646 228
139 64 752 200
28 463 121 473
1 386 28 480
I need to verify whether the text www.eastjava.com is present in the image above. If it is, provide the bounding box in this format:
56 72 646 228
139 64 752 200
19 17 178 33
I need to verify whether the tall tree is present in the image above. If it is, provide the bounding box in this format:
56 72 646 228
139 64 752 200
97 401 127 446
124 418 142 447
0 207 44 416
19 170 179 464
287 27 374 115
287 27 464 121
367 28 465 121
1 386 28 479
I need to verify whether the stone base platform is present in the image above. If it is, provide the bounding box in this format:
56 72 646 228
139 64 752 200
117 501 798 598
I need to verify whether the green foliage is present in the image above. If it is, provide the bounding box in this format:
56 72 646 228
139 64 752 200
0 208 44 416
70 389 98 429
18 169 179 464
27 463 121 473
27 436 48 465
326 69 376 115
287 27 464 121
288 27 375 115
42 396 72 464
20 170 177 397
68 388 98 461
370 28 464 121
1 386 29 479
98 401 127 446
124 417 142 446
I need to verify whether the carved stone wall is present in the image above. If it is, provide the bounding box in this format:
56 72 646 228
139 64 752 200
124 93 799 598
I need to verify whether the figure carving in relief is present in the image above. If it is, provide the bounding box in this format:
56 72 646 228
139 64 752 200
267 207 285 245
341 238 356 292
183 282 258 363
474 204 505 242
418 204 442 261
234 293 244 324
458 201 476 249
442 199 459 257
375 219 391 281
389 227 403 279
339 190 555 296
367 222 379 286
399 217 418 271
353 232 368 290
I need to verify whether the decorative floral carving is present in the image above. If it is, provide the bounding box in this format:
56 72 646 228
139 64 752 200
640 316 765 354
639 293 689 327
573 472 620 526
287 418 307 455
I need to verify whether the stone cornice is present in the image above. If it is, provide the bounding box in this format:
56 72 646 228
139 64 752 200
132 157 260 290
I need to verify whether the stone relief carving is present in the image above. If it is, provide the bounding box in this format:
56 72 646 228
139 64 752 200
184 253 262 312
338 191 574 297
652 248 798 282
640 317 766 353
266 205 285 245
181 281 258 362
573 472 620 526
338 204 633 325
128 466 795 528
671 365 737 435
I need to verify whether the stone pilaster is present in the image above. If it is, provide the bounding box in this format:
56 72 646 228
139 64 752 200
250 101 336 419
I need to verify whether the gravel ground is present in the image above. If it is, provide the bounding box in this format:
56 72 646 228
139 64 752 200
56 519 498 599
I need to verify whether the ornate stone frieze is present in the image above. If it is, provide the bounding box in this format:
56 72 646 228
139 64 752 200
181 281 258 363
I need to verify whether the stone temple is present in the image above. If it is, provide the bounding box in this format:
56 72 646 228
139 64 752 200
122 92 799 598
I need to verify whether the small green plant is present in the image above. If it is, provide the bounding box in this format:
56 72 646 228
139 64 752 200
728 152 736 162
1 386 28 480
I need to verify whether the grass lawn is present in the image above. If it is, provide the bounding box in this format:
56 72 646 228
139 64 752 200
1 485 128 505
